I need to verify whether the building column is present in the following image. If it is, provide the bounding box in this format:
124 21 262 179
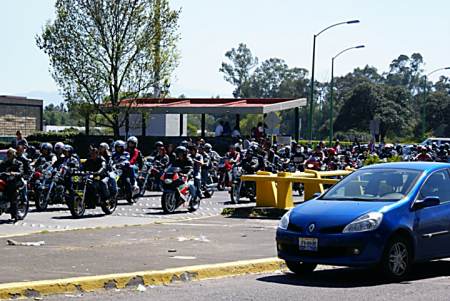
201 114 206 138
125 112 130 138
141 112 146 137
235 114 240 130
294 107 300 141
179 114 184 136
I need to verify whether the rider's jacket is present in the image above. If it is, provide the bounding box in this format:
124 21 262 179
16 153 32 178
170 157 194 175
128 148 144 169
35 153 56 169
0 158 23 174
112 151 130 166
82 157 107 178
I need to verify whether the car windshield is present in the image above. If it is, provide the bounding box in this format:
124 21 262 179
320 168 422 202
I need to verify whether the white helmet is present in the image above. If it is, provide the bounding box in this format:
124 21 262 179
127 136 138 146
114 140 126 149
54 142 65 151
100 142 110 151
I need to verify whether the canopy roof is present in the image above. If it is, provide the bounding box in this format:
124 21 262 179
121 97 307 114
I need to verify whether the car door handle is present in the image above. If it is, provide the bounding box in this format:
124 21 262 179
422 230 449 238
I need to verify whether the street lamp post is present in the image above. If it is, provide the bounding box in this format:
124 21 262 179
422 67 450 137
307 19 360 142
329 45 365 145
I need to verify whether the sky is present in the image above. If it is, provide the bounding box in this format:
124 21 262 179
0 0 449 105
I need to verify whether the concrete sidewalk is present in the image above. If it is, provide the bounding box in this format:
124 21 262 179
0 216 279 284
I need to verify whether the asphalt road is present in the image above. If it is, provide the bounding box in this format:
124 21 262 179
0 191 251 237
37 262 450 301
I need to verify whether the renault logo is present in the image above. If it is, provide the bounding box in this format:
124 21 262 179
308 224 315 233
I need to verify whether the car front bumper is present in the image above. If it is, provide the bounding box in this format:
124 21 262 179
276 228 386 267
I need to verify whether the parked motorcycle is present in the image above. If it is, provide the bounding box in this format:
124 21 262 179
0 172 29 221
160 167 199 213
68 172 118 218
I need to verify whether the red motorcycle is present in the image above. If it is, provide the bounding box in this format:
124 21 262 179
160 167 199 214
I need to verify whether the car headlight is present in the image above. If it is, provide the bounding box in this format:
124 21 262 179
343 212 383 233
278 210 292 230
164 178 173 184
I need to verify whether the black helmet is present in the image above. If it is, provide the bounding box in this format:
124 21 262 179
63 144 74 154
175 146 188 155
41 142 53 152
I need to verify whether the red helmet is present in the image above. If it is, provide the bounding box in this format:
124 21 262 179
328 148 336 156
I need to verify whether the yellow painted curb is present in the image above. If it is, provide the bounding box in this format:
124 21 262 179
0 258 285 300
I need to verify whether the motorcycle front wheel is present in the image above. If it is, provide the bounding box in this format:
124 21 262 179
68 195 85 218
101 195 118 215
13 190 29 221
161 192 177 214
35 190 49 211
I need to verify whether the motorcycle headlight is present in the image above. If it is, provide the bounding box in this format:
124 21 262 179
278 210 292 230
164 178 173 184
343 212 383 233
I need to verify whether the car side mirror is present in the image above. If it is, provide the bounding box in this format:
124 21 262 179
312 192 321 199
414 196 440 210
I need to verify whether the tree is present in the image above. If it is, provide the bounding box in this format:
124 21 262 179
334 82 413 140
37 0 180 137
220 43 258 98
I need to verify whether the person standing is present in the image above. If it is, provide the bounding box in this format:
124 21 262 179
215 121 224 137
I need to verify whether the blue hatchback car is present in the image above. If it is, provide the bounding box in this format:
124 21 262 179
276 162 450 281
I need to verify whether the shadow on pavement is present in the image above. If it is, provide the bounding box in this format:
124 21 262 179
51 213 106 220
257 260 450 288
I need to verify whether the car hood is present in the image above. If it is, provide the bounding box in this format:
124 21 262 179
289 200 392 233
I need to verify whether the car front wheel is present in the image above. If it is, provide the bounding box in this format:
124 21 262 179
285 261 317 275
380 236 412 281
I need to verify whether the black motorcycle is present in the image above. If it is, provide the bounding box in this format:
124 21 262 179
0 173 29 221
113 164 139 204
68 172 118 218
34 164 67 211
137 157 163 196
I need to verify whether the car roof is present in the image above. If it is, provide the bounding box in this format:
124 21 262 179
361 162 450 172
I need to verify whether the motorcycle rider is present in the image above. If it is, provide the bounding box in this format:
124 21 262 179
112 140 138 194
53 142 66 169
62 144 80 202
15 141 32 179
291 141 306 172
99 142 118 196
127 136 143 192
153 143 170 169
34 143 56 169
0 148 24 220
170 146 197 200
82 147 110 203
198 145 211 193
189 144 203 200
414 146 433 162
240 149 260 175
127 136 144 170
204 143 220 165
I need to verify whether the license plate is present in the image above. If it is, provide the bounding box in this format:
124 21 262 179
299 237 318 252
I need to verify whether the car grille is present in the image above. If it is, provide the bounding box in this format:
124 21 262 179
287 223 303 233
319 225 345 234
278 243 363 258
287 223 345 234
